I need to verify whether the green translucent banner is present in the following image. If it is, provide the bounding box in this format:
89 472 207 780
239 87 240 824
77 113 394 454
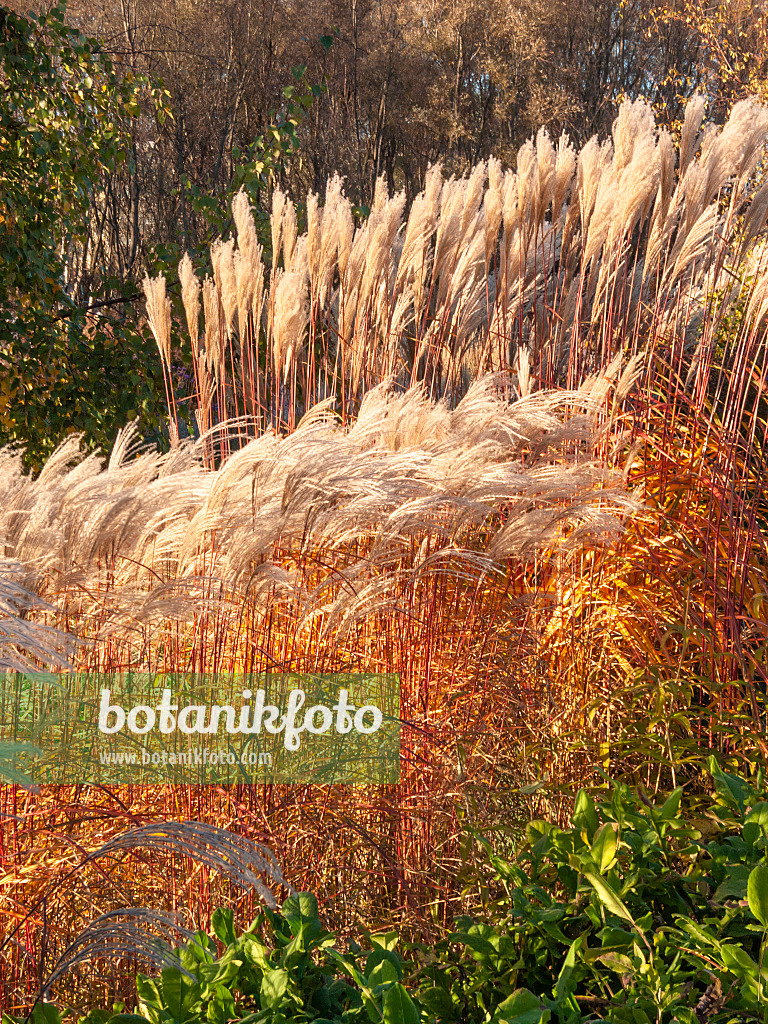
0 672 400 785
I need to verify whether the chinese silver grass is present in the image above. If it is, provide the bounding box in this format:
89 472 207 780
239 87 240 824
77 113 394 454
515 138 539 246
612 97 657 173
42 909 200 995
141 273 172 368
461 160 487 239
661 203 719 294
0 560 76 673
271 188 286 273
737 178 768 265
211 238 237 338
282 198 298 270
16 820 290 999
306 189 323 292
516 345 532 398
234 243 261 341
395 163 441 323
552 134 576 229
534 127 556 225
434 175 473 284
483 156 503 266
202 276 224 381
273 269 309 382
163 94 768 427
336 182 355 281
607 127 660 247
92 821 290 905
679 92 708 180
232 187 260 270
6 366 647 647
577 136 613 249
0 362 645 648
707 98 768 202
178 252 201 355
745 262 768 332
10 95 768 637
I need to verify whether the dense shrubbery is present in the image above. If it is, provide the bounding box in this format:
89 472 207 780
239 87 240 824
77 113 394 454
12 760 768 1024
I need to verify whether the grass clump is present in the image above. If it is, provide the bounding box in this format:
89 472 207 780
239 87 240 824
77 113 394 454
3 90 768 1009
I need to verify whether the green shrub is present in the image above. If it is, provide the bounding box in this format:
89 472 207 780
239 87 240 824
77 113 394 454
415 756 768 1023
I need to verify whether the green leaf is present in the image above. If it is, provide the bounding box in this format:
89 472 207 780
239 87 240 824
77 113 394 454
369 931 399 951
260 968 289 1008
657 786 683 821
708 755 752 813
325 947 368 989
243 936 271 969
674 917 723 953
590 822 618 872
282 891 321 941
713 864 751 903
573 790 599 839
158 967 185 1021
746 802 768 829
206 985 235 1024
367 957 399 987
721 943 759 980
448 931 497 957
554 937 582 1003
597 951 635 974
418 987 455 1019
30 1007 61 1024
211 907 237 946
748 864 768 928
382 984 419 1024
492 988 549 1024
581 868 637 929
366 948 403 983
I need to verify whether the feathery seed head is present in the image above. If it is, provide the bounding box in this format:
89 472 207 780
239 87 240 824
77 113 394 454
142 272 172 368
178 253 201 354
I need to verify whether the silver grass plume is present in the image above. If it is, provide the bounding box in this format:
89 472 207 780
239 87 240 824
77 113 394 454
679 93 708 179
483 156 503 266
39 822 290 995
554 133 577 212
0 560 76 674
202 275 224 381
211 237 238 338
306 190 323 293
534 127 556 225
92 821 290 905
271 188 287 273
142 272 172 368
232 187 260 269
282 198 298 270
273 269 309 382
179 252 201 354
42 909 200 995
